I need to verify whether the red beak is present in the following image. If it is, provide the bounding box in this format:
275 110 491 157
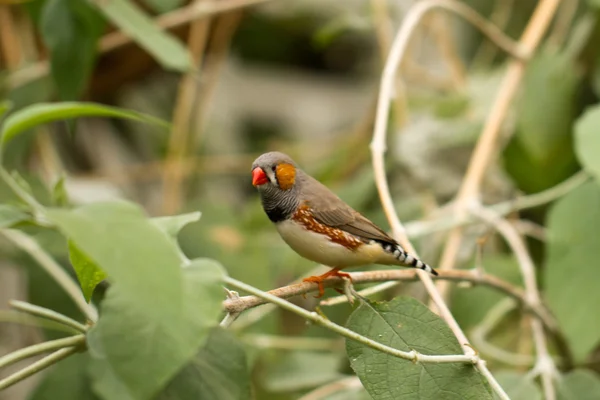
252 167 268 186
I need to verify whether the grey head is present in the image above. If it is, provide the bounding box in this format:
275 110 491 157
251 152 302 222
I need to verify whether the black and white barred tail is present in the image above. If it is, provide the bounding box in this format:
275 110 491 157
381 242 439 276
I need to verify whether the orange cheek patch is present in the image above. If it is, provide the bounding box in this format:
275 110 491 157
276 163 296 190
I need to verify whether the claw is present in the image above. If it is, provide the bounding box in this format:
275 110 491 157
302 268 352 298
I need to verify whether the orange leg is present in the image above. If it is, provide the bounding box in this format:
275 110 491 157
302 268 352 298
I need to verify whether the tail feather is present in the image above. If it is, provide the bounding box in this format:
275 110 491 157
381 243 438 276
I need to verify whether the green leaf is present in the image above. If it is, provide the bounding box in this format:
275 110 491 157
151 212 201 238
346 297 493 400
40 0 104 100
46 201 183 308
262 352 343 392
68 240 107 303
545 182 600 361
495 371 542 400
558 369 600 400
157 328 252 400
1 102 169 146
51 174 69 206
91 0 192 72
503 51 580 193
30 353 99 400
0 204 30 228
151 212 201 263
575 104 600 182
86 256 225 399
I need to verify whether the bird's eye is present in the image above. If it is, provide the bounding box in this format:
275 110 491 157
271 165 277 172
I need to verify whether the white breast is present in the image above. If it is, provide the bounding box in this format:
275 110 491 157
275 220 386 267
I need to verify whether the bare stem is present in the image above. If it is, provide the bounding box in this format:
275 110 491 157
1 230 98 322
223 268 558 337
437 0 561 289
0 347 80 391
472 205 557 400
0 335 85 370
224 277 478 364
9 300 88 333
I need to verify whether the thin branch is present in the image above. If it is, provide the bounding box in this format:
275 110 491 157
472 205 558 400
405 170 590 239
1 230 98 322
367 2 542 397
0 334 85 370
224 277 478 365
436 0 561 290
0 347 80 391
9 300 88 333
223 269 558 336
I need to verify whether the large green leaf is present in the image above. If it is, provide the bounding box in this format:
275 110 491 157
46 201 183 308
30 353 99 400
1 102 169 145
575 105 600 182
68 240 107 303
40 0 104 100
503 51 580 193
545 182 600 362
91 0 192 72
495 371 542 400
87 258 225 400
346 297 493 400
558 369 600 400
157 328 252 400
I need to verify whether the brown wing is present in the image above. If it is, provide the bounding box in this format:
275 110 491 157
298 172 397 245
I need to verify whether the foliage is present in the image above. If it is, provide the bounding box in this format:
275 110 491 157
2 1 600 399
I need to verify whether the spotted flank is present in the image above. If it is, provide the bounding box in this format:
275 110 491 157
380 242 439 276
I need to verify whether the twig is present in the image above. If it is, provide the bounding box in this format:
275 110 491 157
298 376 364 400
405 170 589 238
1 230 98 322
547 0 579 52
0 311 79 333
471 0 515 68
220 288 241 328
223 269 558 336
0 334 85 370
436 0 561 294
368 2 536 397
224 277 479 364
230 264 329 330
369 0 529 302
9 300 88 333
472 205 557 400
7 0 274 90
0 347 80 391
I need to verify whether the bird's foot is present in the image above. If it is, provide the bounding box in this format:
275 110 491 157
303 268 352 298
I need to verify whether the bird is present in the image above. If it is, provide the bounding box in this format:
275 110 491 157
251 151 438 297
